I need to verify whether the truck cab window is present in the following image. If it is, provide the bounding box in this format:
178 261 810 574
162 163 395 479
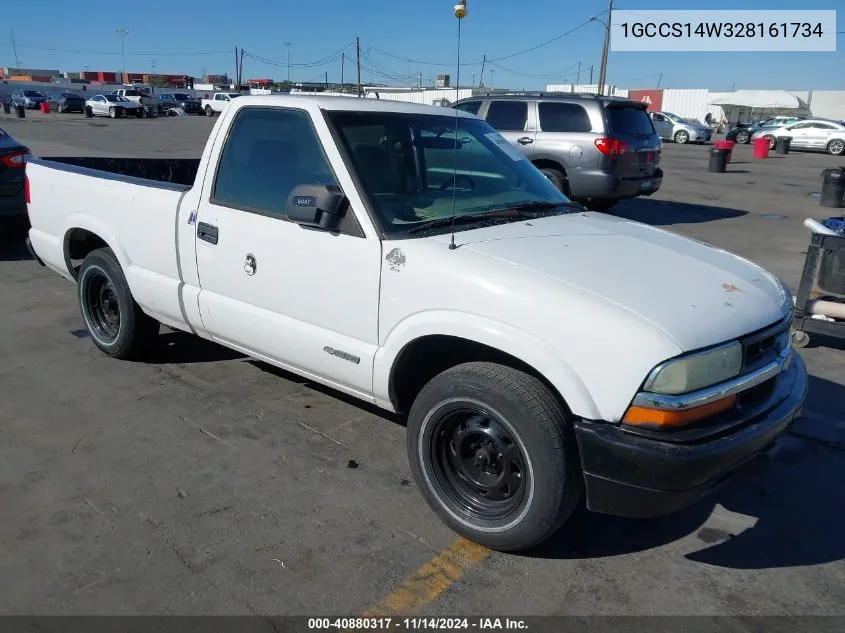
212 107 337 216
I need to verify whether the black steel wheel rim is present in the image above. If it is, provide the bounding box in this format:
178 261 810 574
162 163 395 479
426 406 529 522
84 271 121 342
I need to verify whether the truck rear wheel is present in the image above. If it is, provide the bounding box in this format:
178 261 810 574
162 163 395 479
205 105 214 117
77 248 159 360
407 362 583 552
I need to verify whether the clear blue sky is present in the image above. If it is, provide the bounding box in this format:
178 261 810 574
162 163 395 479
2 0 842 90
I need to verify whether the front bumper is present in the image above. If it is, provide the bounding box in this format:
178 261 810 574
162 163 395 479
573 353 807 518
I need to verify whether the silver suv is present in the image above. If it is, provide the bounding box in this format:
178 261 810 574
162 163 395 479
452 93 663 211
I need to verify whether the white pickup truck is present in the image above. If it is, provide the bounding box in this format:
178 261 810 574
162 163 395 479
201 92 241 117
111 88 163 115
25 95 807 552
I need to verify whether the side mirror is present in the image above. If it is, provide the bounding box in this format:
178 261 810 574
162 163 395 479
286 184 346 230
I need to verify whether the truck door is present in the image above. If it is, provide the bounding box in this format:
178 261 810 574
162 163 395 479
193 105 381 397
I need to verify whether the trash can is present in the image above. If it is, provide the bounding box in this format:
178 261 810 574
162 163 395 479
820 167 845 208
709 147 729 173
752 137 770 159
776 136 791 155
2 102 10 115
39 101 50 114
714 140 735 163
15 105 25 119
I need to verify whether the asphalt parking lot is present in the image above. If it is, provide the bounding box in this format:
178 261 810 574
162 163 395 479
1 109 844 617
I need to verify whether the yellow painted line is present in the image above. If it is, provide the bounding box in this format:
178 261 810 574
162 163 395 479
361 537 490 618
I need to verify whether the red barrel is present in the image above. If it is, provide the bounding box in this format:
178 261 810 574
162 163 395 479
39 101 50 114
714 140 735 163
752 137 769 160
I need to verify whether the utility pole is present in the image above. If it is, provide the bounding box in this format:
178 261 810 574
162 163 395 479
489 69 495 90
418 72 423 89
151 59 156 73
325 71 328 88
116 28 130 82
590 64 594 84
576 61 582 84
356 36 362 97
341 52 345 88
656 72 663 89
479 53 486 87
238 48 244 88
283 41 292 83
234 47 239 86
11 29 21 67
596 0 613 96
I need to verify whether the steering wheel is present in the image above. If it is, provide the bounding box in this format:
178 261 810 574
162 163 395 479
438 174 477 191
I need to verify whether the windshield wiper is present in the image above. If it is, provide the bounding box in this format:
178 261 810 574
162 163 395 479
406 201 574 235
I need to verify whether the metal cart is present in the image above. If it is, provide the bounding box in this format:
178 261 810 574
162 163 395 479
791 225 845 348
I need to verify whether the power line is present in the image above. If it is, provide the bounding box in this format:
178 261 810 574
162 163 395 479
490 14 604 61
243 41 354 69
487 60 582 79
7 42 231 56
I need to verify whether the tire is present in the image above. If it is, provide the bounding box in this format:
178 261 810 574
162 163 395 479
538 167 569 197
827 139 845 156
136 108 144 118
205 105 214 117
735 130 750 144
407 362 583 552
109 107 117 119
84 106 94 118
77 248 159 360
674 130 690 144
764 135 776 150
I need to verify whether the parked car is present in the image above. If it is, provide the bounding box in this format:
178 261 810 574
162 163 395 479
753 118 845 155
201 92 241 117
451 93 662 211
726 116 805 144
25 95 806 552
0 128 30 223
111 88 163 115
46 91 86 113
85 94 144 118
649 111 711 144
158 92 202 115
10 90 47 109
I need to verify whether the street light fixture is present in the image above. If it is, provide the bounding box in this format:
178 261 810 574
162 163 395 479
116 28 130 83
283 41 292 83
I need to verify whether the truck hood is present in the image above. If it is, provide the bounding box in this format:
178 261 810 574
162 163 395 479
432 213 790 351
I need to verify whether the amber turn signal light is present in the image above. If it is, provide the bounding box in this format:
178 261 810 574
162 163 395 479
622 395 737 429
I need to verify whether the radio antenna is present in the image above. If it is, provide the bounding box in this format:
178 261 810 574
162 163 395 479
449 0 467 251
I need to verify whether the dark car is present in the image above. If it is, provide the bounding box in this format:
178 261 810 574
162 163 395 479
726 116 806 144
46 91 86 113
0 128 31 224
10 90 47 109
158 92 202 115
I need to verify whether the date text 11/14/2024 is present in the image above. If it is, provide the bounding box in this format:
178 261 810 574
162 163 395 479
308 617 528 630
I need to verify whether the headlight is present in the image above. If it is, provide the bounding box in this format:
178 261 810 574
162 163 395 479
644 342 743 395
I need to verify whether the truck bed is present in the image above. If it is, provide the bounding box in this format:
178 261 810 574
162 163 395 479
43 157 200 188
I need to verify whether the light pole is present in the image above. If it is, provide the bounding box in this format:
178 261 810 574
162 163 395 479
283 41 292 83
591 0 613 96
116 28 129 82
489 69 495 90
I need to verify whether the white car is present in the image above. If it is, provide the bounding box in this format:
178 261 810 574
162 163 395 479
753 119 845 156
650 111 711 144
201 92 242 117
24 95 807 552
85 94 143 118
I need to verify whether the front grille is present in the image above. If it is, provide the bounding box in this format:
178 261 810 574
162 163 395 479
741 316 790 373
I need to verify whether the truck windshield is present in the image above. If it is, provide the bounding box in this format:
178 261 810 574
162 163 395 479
326 111 572 236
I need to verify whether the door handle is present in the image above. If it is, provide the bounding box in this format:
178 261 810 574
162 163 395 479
517 137 534 145
197 222 219 245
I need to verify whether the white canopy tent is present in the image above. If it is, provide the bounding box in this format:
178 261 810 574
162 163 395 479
708 90 811 125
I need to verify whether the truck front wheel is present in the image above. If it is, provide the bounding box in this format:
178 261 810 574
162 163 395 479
77 248 159 360
407 362 583 552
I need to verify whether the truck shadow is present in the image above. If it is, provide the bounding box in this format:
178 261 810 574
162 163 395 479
146 330 246 364
613 198 747 226
0 222 32 262
529 373 845 570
